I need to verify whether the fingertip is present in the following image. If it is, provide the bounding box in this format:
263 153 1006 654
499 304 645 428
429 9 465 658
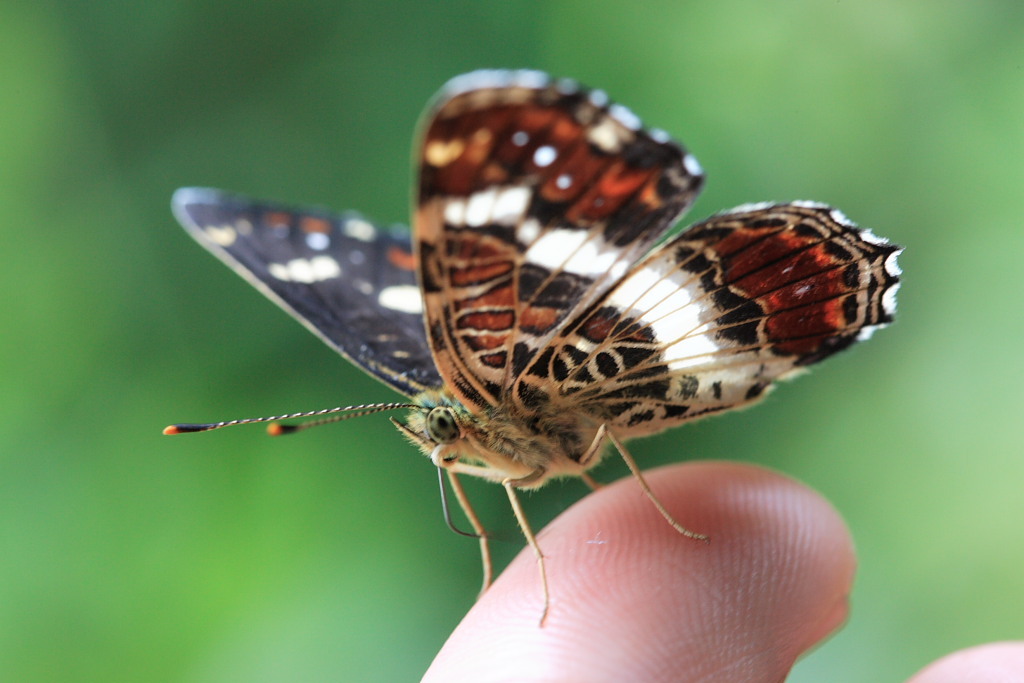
426 462 855 682
908 642 1024 682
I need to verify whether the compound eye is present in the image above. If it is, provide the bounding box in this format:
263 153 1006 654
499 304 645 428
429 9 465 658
425 407 460 444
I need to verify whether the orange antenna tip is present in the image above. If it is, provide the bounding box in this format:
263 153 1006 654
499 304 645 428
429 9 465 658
163 424 211 435
266 422 299 436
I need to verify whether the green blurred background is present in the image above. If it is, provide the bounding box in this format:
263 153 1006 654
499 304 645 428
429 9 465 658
3 1 1022 680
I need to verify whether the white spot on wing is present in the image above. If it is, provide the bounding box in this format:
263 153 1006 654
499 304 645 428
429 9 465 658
509 69 549 89
635 278 699 332
512 131 529 146
587 117 624 152
379 284 423 314
607 267 660 310
444 198 466 226
881 281 900 315
443 70 549 98
792 200 829 210
465 187 498 227
563 240 620 276
268 257 341 283
522 228 629 278
492 186 531 224
664 335 722 370
457 186 531 227
828 208 855 227
283 259 314 283
524 229 589 270
309 256 341 280
856 324 881 342
609 103 641 130
683 154 703 177
608 259 629 282
305 232 330 250
608 268 723 369
885 249 903 277
858 227 890 246
649 128 670 144
556 174 572 189
204 225 237 246
723 201 777 215
533 145 557 167
268 263 289 281
442 71 503 96
517 217 541 245
343 218 377 242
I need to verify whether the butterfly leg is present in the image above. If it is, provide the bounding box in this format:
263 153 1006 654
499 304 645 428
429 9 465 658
502 469 551 626
605 429 709 542
578 424 610 490
446 470 493 599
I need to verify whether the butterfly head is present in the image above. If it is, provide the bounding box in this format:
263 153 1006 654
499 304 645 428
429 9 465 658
425 406 462 445
392 387 579 485
390 389 476 468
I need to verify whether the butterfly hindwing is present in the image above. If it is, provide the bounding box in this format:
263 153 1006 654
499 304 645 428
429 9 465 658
525 202 901 435
172 188 441 395
415 70 705 412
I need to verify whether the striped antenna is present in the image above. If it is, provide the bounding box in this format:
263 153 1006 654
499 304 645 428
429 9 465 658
163 402 420 436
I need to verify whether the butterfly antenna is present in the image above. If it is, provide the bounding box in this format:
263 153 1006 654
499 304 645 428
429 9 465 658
163 402 419 436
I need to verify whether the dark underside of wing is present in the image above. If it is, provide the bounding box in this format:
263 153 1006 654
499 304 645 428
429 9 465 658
172 188 441 396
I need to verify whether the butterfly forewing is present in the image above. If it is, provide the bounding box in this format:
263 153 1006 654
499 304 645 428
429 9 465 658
524 202 901 435
172 188 441 395
415 71 705 413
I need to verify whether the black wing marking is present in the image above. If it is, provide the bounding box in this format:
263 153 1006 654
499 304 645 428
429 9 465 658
172 187 441 395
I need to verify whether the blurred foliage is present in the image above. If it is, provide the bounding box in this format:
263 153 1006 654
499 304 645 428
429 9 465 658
2 1 1022 680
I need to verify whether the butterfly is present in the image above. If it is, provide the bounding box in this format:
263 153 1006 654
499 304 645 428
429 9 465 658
167 69 902 624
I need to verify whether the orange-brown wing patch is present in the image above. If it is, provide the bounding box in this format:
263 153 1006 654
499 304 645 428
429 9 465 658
415 71 705 411
534 202 900 435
